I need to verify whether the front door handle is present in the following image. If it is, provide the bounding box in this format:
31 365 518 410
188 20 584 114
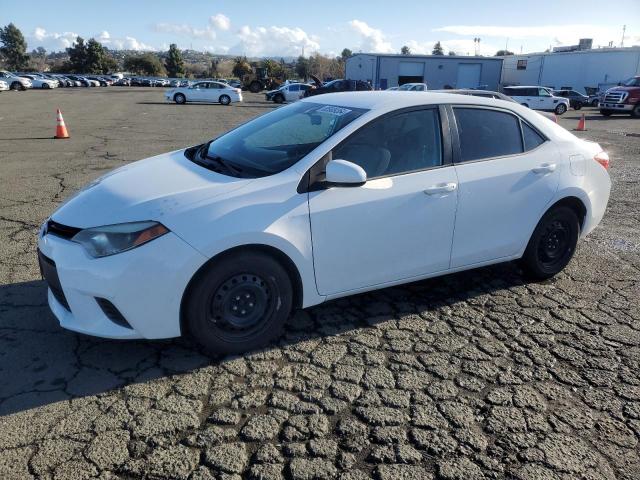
532 163 556 174
424 182 457 195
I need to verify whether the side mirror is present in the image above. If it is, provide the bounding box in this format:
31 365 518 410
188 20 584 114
325 160 367 186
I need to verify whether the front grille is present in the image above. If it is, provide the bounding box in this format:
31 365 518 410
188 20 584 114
38 250 71 311
46 220 81 240
95 298 133 329
604 92 627 104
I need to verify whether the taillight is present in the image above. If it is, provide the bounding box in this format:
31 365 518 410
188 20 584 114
594 151 610 170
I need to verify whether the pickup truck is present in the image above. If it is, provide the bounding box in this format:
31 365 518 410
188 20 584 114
599 76 640 117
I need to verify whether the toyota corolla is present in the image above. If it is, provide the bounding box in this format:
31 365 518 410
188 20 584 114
38 92 611 354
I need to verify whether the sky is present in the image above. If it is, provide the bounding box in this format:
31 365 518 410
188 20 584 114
1 0 639 57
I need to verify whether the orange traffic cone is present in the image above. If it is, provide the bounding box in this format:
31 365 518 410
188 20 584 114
575 114 586 131
54 109 70 139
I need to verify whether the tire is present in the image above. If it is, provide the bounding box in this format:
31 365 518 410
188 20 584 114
521 206 579 280
274 93 284 104
43 84 50 89
249 81 262 93
174 93 186 104
219 94 231 105
184 252 293 355
590 99 599 107
554 103 567 115
631 104 640 118
600 109 612 116
574 103 582 110
10 81 22 91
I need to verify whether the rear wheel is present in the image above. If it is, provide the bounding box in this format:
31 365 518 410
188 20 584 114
554 103 567 115
249 81 262 93
174 93 186 104
600 109 612 116
521 206 579 280
574 103 582 110
184 252 293 355
219 94 231 105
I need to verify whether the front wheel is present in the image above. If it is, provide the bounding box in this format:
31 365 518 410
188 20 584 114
219 94 231 105
631 104 640 118
10 81 22 91
573 103 582 110
274 93 284 104
249 81 262 93
520 206 579 280
554 103 567 115
600 109 612 116
174 93 186 104
184 252 293 355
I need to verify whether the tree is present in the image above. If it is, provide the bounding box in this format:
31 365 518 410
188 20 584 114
495 50 514 56
340 48 352 61
0 23 30 70
432 41 444 55
448 51 456 56
85 38 108 73
208 58 219 78
165 43 185 77
263 59 278 76
67 37 88 72
232 56 251 78
123 53 166 76
295 55 310 80
401 45 411 55
30 46 47 71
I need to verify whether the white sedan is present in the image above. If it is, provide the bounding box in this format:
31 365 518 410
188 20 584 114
20 74 58 89
0 80 8 92
266 82 312 103
165 81 242 105
39 92 611 354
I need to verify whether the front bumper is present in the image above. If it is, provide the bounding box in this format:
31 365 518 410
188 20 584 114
600 103 633 111
38 228 207 340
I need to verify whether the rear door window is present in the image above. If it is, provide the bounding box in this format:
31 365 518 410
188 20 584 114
453 108 523 162
522 122 546 151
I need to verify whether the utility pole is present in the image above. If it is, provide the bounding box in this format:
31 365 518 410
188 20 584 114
621 25 626 47
505 38 509 51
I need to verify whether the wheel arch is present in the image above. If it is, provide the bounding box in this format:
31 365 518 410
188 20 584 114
179 243 304 335
545 195 588 231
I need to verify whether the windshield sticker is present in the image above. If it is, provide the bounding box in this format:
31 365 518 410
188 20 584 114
316 105 352 116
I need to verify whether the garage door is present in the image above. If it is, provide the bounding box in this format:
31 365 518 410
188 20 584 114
399 62 424 77
456 64 482 88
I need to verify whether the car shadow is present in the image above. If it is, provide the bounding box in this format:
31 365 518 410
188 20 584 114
0 262 528 416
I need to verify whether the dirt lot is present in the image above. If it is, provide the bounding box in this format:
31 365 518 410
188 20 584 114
1 88 639 480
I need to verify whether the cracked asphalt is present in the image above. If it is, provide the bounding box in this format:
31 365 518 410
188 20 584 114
1 88 639 480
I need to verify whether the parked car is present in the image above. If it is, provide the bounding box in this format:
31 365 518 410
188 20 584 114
19 74 58 89
433 89 558 122
265 83 313 103
397 82 428 91
86 76 109 87
65 75 92 87
0 80 8 92
0 71 32 90
228 79 242 89
165 81 242 105
552 90 588 110
39 91 611 354
114 78 131 86
599 76 640 117
304 77 372 97
502 86 569 115
587 93 601 107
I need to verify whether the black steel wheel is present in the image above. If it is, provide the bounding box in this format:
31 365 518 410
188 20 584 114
521 206 579 280
185 251 293 355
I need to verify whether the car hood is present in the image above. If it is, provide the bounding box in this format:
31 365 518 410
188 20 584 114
51 149 252 228
608 86 639 93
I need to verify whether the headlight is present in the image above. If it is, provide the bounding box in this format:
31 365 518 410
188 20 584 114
72 221 169 258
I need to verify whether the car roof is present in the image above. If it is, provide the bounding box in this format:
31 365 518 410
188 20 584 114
300 91 512 111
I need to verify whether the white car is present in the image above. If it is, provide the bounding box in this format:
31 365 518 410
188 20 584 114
39 92 611 354
397 82 428 91
0 80 8 92
165 81 242 105
503 86 570 115
19 74 58 89
266 83 313 103
0 71 32 90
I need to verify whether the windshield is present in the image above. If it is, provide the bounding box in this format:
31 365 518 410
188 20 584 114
623 77 640 87
192 102 368 178
398 84 414 91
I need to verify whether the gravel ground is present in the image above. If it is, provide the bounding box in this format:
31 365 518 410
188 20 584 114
0 88 639 480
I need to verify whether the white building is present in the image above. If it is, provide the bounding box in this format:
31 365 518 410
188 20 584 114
501 47 640 94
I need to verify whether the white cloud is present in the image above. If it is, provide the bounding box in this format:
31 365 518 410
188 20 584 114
31 27 79 50
210 14 230 31
434 24 639 49
348 20 393 53
230 25 319 56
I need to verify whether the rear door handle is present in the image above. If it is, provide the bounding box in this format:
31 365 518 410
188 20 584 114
532 163 556 174
424 182 457 195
